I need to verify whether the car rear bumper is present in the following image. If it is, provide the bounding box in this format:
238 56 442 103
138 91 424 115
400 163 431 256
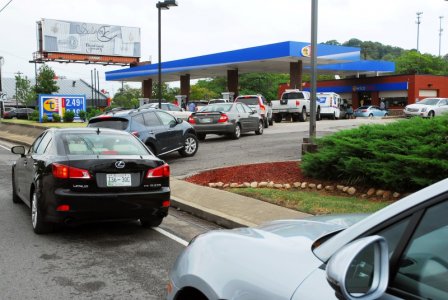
44 188 170 223
193 123 235 134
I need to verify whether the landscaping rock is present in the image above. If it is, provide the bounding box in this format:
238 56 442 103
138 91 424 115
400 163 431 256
376 189 385 197
283 184 291 189
337 185 344 191
208 183 216 188
230 183 239 188
325 185 334 191
267 182 275 188
215 182 224 188
243 182 251 188
347 187 357 195
367 188 376 196
308 183 316 189
274 184 283 189
301 182 308 189
223 184 229 188
342 186 349 192
250 181 258 188
258 182 268 188
317 184 323 190
361 194 368 199
293 182 301 188
393 192 401 198
383 191 391 199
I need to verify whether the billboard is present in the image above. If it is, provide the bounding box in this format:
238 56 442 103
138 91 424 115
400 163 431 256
39 19 141 58
39 94 86 122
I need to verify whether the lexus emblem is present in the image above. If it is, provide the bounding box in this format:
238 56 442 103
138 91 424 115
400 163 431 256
115 161 125 169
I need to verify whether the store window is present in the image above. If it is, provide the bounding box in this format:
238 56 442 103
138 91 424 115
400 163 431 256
379 97 408 108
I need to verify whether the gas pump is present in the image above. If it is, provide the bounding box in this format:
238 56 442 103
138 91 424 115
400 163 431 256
175 95 187 110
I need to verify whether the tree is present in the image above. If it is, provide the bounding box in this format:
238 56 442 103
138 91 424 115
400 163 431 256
15 74 37 107
151 83 180 101
112 85 142 108
33 65 59 95
322 40 341 46
190 85 219 100
394 50 448 75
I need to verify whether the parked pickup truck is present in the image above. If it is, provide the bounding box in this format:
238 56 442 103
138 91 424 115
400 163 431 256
271 89 321 122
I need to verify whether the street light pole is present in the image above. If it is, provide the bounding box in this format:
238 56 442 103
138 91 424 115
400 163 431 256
439 16 444 57
416 12 423 52
156 0 178 109
309 0 318 142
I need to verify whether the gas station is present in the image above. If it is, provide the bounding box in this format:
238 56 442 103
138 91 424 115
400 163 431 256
105 41 395 106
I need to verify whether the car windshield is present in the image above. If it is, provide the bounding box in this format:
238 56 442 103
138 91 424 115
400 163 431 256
200 104 232 112
62 132 149 156
88 118 129 130
418 98 440 105
236 97 259 106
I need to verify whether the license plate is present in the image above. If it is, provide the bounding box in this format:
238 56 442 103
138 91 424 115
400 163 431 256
106 174 132 187
200 118 212 123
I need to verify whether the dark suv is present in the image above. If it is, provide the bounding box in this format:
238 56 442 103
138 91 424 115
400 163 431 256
88 108 199 157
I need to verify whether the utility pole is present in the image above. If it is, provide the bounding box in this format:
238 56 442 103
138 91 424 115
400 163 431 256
416 12 423 52
439 16 444 57
15 71 23 109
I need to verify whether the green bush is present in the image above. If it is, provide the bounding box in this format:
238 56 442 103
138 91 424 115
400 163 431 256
52 113 61 122
86 108 102 120
64 110 75 122
78 110 87 122
301 115 448 192
42 114 49 123
29 110 39 122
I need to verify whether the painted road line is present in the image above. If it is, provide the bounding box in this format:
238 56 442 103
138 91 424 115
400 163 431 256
0 144 10 151
152 227 189 247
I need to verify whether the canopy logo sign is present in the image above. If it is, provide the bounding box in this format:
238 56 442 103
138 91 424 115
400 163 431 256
39 94 86 122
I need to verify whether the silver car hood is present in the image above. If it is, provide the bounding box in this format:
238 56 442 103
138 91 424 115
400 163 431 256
171 219 355 300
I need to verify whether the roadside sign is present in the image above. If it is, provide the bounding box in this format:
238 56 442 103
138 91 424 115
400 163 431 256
39 94 86 122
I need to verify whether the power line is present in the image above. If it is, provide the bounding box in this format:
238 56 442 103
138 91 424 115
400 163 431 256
0 0 13 14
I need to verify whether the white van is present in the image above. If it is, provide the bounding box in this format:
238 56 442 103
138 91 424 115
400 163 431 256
316 92 343 119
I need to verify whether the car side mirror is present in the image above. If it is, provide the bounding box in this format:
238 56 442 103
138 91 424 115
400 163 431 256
11 145 26 157
176 118 183 124
326 236 389 300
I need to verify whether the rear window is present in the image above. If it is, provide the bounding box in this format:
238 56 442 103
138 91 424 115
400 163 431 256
236 97 259 106
62 132 148 156
88 118 129 130
208 99 226 104
200 104 232 112
282 92 304 100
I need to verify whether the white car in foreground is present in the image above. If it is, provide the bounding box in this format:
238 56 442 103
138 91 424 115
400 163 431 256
404 97 448 118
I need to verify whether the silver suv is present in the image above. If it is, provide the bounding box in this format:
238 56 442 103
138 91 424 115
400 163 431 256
235 94 273 128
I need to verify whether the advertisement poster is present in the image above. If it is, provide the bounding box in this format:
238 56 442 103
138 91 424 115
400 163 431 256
39 94 86 122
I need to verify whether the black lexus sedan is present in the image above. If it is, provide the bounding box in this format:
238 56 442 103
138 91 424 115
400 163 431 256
11 127 170 234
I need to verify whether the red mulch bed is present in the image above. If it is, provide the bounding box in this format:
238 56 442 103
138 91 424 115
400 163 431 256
185 161 325 186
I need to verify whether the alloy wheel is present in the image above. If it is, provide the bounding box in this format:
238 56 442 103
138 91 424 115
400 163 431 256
184 137 197 155
32 192 38 229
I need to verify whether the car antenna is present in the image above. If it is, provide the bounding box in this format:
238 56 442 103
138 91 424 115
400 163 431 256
96 127 100 135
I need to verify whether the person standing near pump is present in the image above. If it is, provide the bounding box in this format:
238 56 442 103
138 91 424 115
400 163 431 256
380 100 386 110
188 101 196 112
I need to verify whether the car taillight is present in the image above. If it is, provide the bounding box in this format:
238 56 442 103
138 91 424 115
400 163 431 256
218 114 228 123
131 131 140 137
296 100 301 106
52 163 91 179
162 200 170 207
146 163 170 178
188 115 196 124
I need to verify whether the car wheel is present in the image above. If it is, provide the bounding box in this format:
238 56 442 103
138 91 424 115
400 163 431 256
268 117 274 126
12 171 21 204
368 113 374 118
428 111 435 118
316 107 321 121
332 112 336 120
179 134 198 157
197 133 206 141
263 117 269 128
384 113 389 117
274 114 282 123
140 216 163 228
231 124 241 139
298 108 307 122
255 121 264 135
31 189 53 234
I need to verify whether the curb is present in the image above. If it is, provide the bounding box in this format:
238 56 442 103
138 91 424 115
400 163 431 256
170 196 254 229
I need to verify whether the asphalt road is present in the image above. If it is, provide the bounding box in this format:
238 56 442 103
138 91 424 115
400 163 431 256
0 142 220 299
0 117 395 299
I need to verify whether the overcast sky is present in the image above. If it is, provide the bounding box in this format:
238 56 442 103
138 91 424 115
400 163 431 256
0 0 447 96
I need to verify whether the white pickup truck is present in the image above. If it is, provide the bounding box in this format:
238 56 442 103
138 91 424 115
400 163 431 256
271 89 321 122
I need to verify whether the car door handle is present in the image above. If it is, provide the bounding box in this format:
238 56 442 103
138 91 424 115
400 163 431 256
149 131 154 134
